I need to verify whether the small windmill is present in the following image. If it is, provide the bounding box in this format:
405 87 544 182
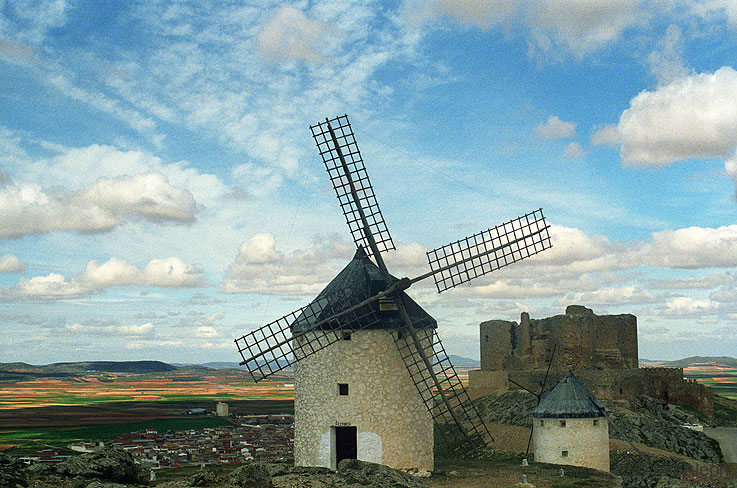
235 115 552 468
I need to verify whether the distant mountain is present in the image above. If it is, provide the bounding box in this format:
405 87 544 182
447 355 480 369
640 356 737 368
199 362 242 369
0 361 177 375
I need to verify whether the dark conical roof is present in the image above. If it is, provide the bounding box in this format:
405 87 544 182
290 247 437 333
532 370 606 418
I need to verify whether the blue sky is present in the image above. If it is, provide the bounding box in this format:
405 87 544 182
1 0 737 364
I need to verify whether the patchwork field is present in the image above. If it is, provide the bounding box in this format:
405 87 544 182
0 370 293 409
683 365 737 400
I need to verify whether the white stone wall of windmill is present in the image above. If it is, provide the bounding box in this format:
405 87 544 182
294 329 433 471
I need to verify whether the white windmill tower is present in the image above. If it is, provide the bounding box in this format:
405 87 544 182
235 115 553 471
532 370 610 472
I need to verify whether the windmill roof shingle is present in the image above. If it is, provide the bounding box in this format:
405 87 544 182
290 247 437 333
532 370 607 418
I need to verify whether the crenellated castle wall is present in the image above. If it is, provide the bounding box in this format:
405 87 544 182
470 306 715 418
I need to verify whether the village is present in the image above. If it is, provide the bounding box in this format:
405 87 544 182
27 410 294 470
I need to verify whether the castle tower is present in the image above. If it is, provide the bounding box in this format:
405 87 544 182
292 248 434 472
532 370 609 472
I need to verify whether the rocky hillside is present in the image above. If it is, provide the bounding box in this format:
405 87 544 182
1 448 428 488
473 391 722 463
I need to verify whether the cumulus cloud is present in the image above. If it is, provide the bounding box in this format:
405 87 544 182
657 296 720 317
0 173 198 239
256 6 328 63
141 258 206 288
534 115 577 139
595 67 737 166
525 0 643 60
563 142 586 159
639 225 737 269
222 233 354 295
0 254 25 273
10 256 206 300
14 273 89 298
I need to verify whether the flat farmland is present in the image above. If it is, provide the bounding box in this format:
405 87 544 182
0 368 295 454
683 365 737 400
0 370 294 409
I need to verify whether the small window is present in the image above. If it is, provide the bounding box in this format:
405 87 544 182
342 332 352 341
559 420 566 427
338 383 349 396
593 419 599 426
397 331 403 340
561 450 568 457
485 335 489 342
538 420 544 426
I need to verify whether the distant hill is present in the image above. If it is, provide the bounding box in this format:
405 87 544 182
0 360 177 375
640 356 737 368
446 355 480 369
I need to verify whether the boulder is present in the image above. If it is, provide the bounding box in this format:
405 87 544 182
337 459 427 488
0 453 28 488
228 462 272 488
54 447 138 484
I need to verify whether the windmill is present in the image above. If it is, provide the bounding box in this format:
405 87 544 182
234 114 552 469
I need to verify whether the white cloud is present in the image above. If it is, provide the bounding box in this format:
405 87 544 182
658 296 720 316
238 233 282 264
691 1 737 28
140 257 206 288
599 67 737 166
563 142 586 159
525 0 643 60
10 256 206 300
647 24 689 85
194 326 219 338
0 173 198 239
726 151 737 198
222 234 354 296
0 254 25 273
534 115 577 139
562 286 658 306
15 273 89 298
256 6 329 63
66 322 154 336
79 258 139 287
640 225 737 269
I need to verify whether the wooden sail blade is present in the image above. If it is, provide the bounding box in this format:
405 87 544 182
426 208 551 293
234 288 382 382
310 115 394 258
394 328 493 455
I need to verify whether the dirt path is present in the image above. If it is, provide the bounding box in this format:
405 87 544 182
703 427 737 463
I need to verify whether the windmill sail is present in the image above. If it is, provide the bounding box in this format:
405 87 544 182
395 328 492 454
235 287 382 381
426 208 551 293
310 115 394 258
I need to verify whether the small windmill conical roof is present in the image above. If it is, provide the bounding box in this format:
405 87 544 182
291 247 437 333
532 370 606 418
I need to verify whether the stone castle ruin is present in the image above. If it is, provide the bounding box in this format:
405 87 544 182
468 305 714 418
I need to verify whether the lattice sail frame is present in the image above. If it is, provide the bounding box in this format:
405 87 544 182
235 288 381 381
310 115 395 258
394 328 491 454
427 208 551 293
